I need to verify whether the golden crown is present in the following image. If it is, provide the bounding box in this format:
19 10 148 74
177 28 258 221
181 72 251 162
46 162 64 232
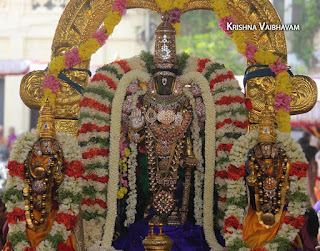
257 105 276 143
39 98 56 139
152 11 178 72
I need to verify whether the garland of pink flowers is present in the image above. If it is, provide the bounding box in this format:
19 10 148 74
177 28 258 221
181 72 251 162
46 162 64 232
41 0 128 109
211 0 292 133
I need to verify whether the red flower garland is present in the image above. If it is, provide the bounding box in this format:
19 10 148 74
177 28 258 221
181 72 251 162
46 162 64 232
7 208 26 224
209 70 235 88
215 96 245 105
91 73 117 90
223 215 243 234
227 165 246 181
7 161 25 180
111 60 131 73
284 215 305 229
57 242 74 251
82 198 107 208
78 123 110 134
83 174 109 183
79 97 111 114
63 160 85 178
197 58 211 72
82 149 109 159
289 162 309 178
56 212 78 231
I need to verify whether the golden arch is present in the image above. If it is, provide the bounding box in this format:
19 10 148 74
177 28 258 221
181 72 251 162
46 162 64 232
20 0 316 135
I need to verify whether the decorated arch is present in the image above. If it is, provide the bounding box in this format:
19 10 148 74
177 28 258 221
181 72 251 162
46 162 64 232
17 0 317 250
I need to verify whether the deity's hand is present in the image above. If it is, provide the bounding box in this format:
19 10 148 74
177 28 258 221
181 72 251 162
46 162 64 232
130 108 145 131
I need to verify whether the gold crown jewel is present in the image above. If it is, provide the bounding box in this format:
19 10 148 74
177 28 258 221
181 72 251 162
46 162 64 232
152 11 178 72
39 98 56 140
257 105 276 143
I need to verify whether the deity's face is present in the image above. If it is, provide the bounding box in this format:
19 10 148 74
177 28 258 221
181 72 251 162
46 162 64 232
40 139 54 155
260 142 273 159
154 72 176 95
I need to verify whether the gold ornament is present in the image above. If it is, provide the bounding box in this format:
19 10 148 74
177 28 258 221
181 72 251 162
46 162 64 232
257 105 276 144
39 98 56 140
152 11 178 72
143 222 173 251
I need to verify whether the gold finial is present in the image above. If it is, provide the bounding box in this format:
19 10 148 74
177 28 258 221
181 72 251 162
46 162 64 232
142 222 173 251
39 98 56 140
152 11 178 72
257 105 276 143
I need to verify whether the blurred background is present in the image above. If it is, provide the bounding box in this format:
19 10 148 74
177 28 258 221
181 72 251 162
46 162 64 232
0 0 320 187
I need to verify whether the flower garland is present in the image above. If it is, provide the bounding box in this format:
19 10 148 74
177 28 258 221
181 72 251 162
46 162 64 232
208 0 292 133
180 72 222 249
224 130 308 251
182 87 204 226
40 0 127 110
3 130 84 251
78 53 247 250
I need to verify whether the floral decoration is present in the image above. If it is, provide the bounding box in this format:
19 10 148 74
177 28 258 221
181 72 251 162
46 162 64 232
208 0 293 133
3 130 84 251
78 53 247 250
224 130 308 251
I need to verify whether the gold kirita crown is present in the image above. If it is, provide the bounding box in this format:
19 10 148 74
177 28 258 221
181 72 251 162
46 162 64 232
152 11 178 72
39 98 56 139
257 105 276 143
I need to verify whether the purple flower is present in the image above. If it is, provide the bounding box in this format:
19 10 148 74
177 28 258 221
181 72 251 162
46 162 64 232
169 8 182 24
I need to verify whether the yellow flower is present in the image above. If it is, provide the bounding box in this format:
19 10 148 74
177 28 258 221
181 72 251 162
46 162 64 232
124 148 130 157
122 163 127 172
254 48 277 65
42 88 56 108
237 41 246 54
172 22 180 36
210 0 230 18
103 10 122 35
79 38 101 61
48 55 66 77
117 190 124 199
275 71 291 94
275 109 291 133
120 187 128 194
155 0 173 12
176 0 188 9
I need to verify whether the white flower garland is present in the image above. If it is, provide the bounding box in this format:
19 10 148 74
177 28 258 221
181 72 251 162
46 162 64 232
125 86 146 226
180 72 222 250
101 70 150 247
225 130 308 250
183 86 204 226
4 130 82 251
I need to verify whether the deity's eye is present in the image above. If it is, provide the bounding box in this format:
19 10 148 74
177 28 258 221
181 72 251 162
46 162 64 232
162 77 167 86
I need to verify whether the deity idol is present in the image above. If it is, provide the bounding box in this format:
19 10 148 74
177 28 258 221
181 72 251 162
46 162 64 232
225 103 309 250
78 11 247 251
3 99 83 251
